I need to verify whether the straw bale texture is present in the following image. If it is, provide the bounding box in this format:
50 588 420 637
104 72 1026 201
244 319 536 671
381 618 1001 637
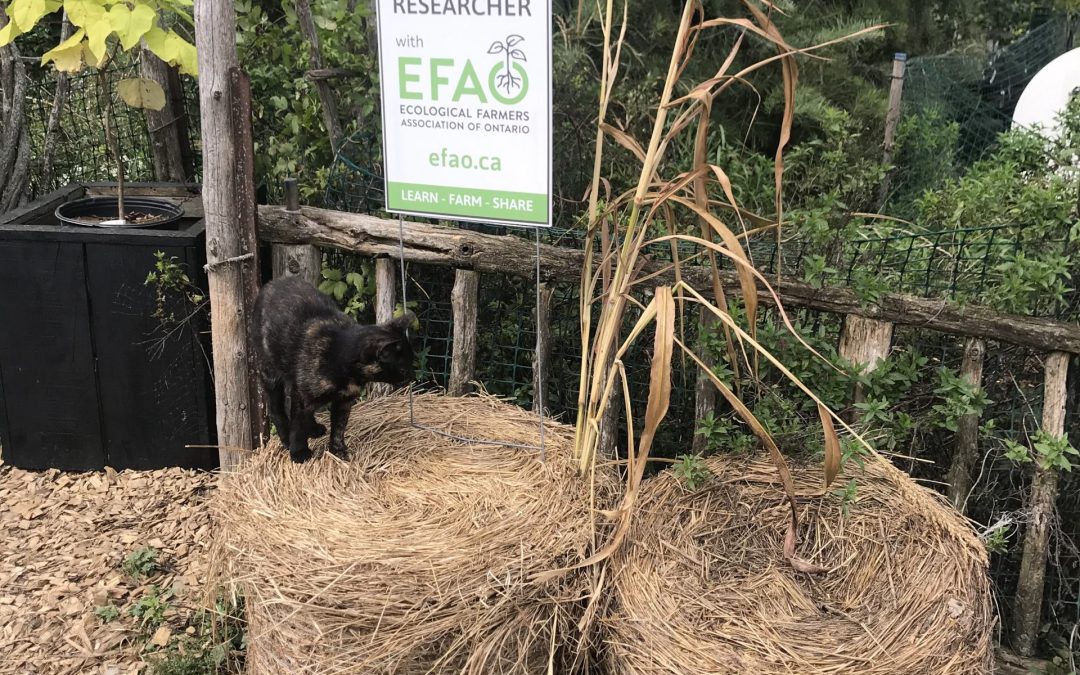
210 393 616 674
604 454 994 674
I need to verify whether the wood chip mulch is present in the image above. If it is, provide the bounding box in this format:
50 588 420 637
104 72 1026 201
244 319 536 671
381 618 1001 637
0 461 216 675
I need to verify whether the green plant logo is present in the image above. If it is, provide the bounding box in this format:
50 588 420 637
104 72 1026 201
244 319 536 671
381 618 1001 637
487 34 528 104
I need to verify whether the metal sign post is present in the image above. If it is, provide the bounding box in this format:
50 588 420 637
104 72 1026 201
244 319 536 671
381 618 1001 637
377 0 553 459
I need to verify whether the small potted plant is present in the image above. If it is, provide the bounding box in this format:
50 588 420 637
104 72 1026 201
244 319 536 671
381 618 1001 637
1 0 198 227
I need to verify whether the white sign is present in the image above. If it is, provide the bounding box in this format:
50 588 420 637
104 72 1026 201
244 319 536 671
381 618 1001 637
1012 47 1080 142
376 0 552 227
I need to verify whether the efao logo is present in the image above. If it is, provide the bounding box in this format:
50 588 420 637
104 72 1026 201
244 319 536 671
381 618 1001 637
487 35 528 104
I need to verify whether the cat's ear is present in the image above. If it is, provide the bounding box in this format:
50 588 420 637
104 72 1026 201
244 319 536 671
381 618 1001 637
385 311 416 332
384 311 418 341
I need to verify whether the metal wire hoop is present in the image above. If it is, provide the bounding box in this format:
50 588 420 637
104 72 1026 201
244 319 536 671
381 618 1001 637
398 215 547 462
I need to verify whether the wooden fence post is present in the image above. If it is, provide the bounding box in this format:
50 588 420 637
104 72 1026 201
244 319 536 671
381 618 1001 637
294 0 343 153
375 259 396 323
879 52 907 205
448 269 479 396
598 348 620 461
947 338 986 511
368 258 397 397
271 179 321 286
40 16 73 193
0 6 31 214
195 0 261 468
229 68 266 449
1012 351 1071 656
140 47 193 183
533 282 553 413
838 315 894 405
693 307 718 453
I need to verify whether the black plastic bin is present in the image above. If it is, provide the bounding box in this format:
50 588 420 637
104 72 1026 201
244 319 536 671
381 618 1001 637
0 183 217 471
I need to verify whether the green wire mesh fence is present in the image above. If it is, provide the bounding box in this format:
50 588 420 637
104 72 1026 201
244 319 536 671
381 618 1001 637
889 15 1079 205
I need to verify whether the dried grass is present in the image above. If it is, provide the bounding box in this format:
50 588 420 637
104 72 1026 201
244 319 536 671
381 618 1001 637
604 454 995 675
209 392 618 675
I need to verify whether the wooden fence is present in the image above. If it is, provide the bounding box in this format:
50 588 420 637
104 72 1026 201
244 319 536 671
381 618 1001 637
257 201 1078 659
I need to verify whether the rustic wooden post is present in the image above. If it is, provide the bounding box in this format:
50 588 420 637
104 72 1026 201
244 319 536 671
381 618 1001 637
195 0 261 468
838 315 894 405
448 269 479 396
693 307 718 453
229 68 266 447
271 179 321 286
368 258 398 397
533 282 553 413
255 206 1080 352
1013 351 1071 656
294 0 344 153
878 52 907 204
140 47 192 183
598 346 620 461
40 16 73 193
947 338 987 511
0 4 31 214
375 259 396 324
166 66 196 178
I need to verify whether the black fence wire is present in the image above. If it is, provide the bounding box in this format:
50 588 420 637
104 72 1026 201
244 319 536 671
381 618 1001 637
23 62 201 199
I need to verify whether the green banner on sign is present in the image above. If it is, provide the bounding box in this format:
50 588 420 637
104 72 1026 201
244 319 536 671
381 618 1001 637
386 182 549 223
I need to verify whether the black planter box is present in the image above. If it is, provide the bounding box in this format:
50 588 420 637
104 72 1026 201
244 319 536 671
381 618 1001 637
0 183 217 471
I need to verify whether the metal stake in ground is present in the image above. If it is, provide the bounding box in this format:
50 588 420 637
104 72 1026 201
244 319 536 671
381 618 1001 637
397 215 546 461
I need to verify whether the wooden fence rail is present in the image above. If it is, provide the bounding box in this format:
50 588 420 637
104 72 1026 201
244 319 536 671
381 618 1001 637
257 205 1080 354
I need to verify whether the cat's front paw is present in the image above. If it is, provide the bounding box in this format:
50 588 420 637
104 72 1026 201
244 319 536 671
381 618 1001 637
289 446 314 463
329 440 348 458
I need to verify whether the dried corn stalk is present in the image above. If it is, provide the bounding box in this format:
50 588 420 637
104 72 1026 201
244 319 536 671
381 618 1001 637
571 0 882 572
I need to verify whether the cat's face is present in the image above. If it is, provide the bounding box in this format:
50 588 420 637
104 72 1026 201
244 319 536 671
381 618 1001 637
355 313 417 385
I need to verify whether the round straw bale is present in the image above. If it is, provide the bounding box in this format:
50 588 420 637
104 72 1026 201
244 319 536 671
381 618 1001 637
209 393 617 674
604 453 994 674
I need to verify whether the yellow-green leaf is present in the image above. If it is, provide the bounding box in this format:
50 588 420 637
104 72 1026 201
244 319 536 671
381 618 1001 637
64 0 105 28
105 4 133 47
117 77 166 111
108 3 154 51
173 35 197 77
0 16 23 47
84 13 111 61
41 27 86 72
142 25 170 57
143 26 197 77
82 41 106 68
39 26 85 70
128 3 156 44
12 0 49 33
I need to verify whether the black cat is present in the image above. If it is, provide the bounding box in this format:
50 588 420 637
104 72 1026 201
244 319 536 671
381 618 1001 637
252 275 416 462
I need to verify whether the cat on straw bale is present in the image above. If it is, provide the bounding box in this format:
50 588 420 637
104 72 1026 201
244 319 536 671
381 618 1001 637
253 276 416 462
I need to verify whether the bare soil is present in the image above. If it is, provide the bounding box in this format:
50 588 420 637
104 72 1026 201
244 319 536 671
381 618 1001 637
0 461 215 675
